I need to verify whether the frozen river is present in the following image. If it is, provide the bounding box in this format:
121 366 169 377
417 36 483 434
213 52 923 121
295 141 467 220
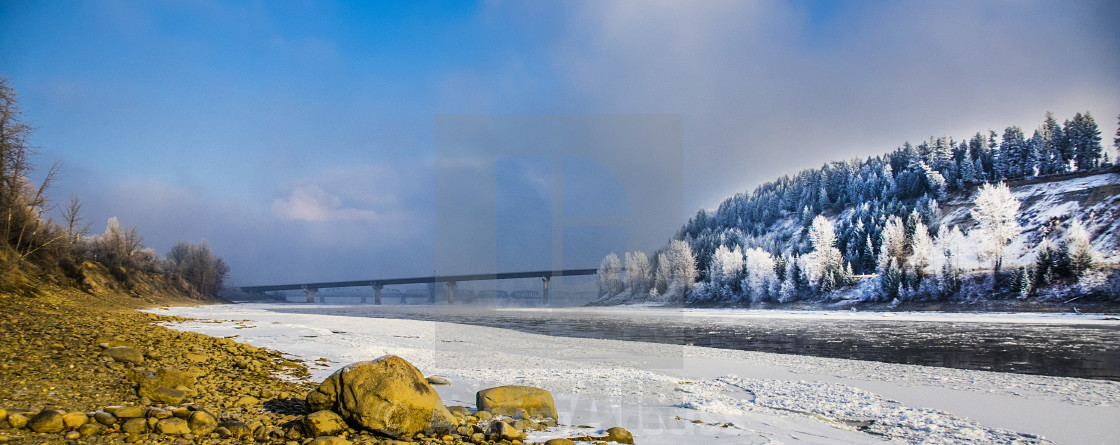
155 303 1120 444
271 304 1120 381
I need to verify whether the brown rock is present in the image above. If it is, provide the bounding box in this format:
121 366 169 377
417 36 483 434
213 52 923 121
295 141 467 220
447 405 471 417
92 410 116 426
6 412 30 429
188 411 217 436
218 420 251 437
302 410 347 437
308 436 354 445
476 385 558 419
113 406 145 419
61 411 89 428
27 410 65 433
606 426 634 444
78 423 104 436
156 417 190 435
486 420 525 441
101 346 144 365
233 395 260 407
305 355 456 439
544 439 577 445
121 418 148 434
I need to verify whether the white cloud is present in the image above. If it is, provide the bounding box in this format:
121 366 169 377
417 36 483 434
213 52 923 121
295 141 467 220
270 183 380 222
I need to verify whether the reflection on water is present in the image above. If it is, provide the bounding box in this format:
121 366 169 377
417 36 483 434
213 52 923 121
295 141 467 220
273 305 1120 381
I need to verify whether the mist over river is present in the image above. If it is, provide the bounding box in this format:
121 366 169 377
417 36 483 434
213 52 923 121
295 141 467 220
268 304 1120 381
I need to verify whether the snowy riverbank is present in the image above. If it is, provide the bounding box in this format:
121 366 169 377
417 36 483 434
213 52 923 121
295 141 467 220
152 304 1120 444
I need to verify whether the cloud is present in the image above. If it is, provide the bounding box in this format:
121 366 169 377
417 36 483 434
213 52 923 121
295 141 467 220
270 184 380 222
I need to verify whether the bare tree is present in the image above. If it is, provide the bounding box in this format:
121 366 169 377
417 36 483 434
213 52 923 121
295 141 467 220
62 194 89 246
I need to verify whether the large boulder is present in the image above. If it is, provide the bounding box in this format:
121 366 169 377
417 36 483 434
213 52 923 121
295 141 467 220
476 385 558 419
305 355 457 439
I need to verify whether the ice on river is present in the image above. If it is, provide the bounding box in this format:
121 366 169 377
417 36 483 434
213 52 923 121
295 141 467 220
152 304 1120 444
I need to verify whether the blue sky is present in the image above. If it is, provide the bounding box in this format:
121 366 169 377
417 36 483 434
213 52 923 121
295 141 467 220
2 0 1118 286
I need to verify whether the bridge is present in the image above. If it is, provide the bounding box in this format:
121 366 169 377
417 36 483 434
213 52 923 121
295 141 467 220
236 269 599 304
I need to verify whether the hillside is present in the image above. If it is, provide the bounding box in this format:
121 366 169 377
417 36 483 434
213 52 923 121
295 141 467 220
591 110 1120 309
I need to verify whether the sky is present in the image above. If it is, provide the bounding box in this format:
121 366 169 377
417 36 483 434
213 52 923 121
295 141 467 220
1 0 1118 287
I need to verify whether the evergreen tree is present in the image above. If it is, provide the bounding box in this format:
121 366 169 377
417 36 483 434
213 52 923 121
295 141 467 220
1040 111 1068 174
1066 112 1103 170
1114 113 1120 159
1065 219 1095 277
999 126 1029 179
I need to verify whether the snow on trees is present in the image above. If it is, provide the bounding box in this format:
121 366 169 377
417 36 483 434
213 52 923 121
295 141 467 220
653 252 671 297
909 219 934 285
597 253 623 297
666 239 697 299
806 215 846 292
970 182 1021 282
625 251 652 296
743 247 778 302
935 225 966 295
1065 219 1095 277
707 244 743 300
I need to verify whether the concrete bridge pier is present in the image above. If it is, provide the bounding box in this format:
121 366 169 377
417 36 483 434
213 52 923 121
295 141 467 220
542 276 550 305
373 284 383 305
303 287 318 304
446 281 456 304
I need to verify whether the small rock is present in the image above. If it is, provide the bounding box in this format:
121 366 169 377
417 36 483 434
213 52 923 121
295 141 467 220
145 407 172 419
544 439 576 445
214 426 233 438
446 406 471 417
188 411 217 435
114 406 145 419
486 420 525 441
0 409 6 421
64 430 80 440
233 395 260 407
101 346 145 365
121 418 148 434
308 436 354 445
28 410 65 433
218 420 251 437
303 410 347 437
474 411 493 421
92 411 116 426
61 411 89 428
426 376 452 385
77 423 104 436
6 412 29 429
184 353 209 363
156 417 190 435
605 426 634 444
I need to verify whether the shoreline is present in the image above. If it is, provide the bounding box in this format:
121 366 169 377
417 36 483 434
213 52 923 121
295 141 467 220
157 303 1120 444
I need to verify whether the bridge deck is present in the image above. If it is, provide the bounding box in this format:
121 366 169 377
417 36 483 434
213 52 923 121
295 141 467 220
237 268 598 293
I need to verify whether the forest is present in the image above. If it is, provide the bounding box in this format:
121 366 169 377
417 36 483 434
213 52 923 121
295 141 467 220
597 111 1120 307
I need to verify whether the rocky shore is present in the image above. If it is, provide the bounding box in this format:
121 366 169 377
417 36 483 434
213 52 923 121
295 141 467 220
0 277 635 444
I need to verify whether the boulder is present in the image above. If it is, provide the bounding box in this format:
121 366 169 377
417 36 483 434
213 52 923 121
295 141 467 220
476 385 558 419
302 410 347 437
217 420 251 437
27 410 65 433
544 439 577 445
120 418 148 434
101 346 144 365
305 355 456 439
133 368 197 405
606 426 634 444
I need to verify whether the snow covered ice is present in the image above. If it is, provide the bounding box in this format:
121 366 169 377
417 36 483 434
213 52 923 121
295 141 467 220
152 304 1120 444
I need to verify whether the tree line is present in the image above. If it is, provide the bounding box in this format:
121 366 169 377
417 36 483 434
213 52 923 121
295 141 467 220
598 110 1119 305
1 75 228 296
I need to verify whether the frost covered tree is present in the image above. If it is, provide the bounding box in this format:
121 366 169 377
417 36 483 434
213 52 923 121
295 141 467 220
625 251 651 296
877 215 907 274
166 241 230 296
1066 112 1103 171
743 247 778 302
653 252 671 297
971 182 1021 283
909 220 934 285
935 225 966 296
664 239 696 299
707 244 743 300
1065 220 1095 277
806 215 844 291
597 253 623 297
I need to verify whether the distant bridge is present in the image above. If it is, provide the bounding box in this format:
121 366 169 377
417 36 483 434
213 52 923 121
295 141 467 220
236 269 599 304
